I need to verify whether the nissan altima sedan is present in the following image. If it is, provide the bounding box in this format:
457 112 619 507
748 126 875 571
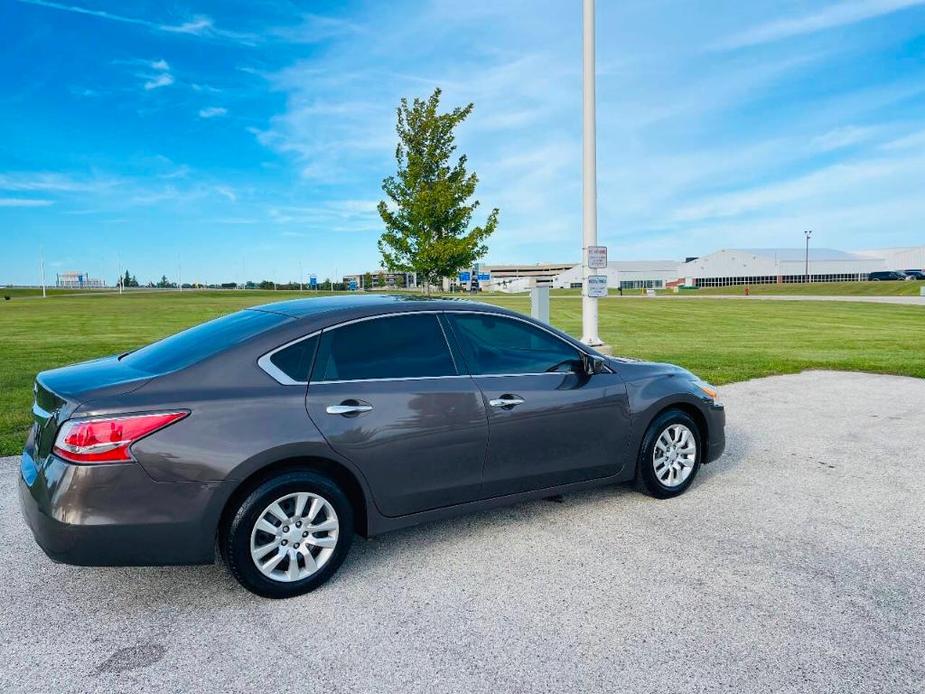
20 295 725 598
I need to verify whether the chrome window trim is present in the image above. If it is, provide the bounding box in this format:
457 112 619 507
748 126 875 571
310 372 571 386
257 330 321 386
312 374 471 385
258 308 609 386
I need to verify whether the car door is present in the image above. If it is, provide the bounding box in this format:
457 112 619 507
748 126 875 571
445 311 630 498
305 312 488 518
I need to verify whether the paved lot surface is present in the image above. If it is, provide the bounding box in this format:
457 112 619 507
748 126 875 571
1 371 923 693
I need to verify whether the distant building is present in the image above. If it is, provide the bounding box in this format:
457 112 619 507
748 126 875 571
678 248 883 287
342 271 418 290
56 271 105 289
553 260 680 290
479 262 577 292
487 245 925 292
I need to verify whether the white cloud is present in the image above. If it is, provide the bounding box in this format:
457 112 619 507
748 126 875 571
0 171 121 193
810 125 880 151
671 151 925 224
144 73 174 90
15 0 258 45
0 197 53 207
213 186 237 202
714 0 925 50
198 106 228 119
151 59 169 71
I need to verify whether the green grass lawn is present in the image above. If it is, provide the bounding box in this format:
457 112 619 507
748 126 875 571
1 289 923 455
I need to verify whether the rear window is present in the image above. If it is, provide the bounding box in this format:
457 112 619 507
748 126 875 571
121 310 289 375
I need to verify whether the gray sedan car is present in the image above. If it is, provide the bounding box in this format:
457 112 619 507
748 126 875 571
20 295 725 597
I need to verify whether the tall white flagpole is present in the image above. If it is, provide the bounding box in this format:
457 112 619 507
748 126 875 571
581 0 602 346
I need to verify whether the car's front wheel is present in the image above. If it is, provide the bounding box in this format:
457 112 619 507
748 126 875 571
636 409 702 498
222 470 354 598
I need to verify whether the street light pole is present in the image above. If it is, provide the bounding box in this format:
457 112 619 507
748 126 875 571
581 0 602 346
40 249 46 298
804 229 812 283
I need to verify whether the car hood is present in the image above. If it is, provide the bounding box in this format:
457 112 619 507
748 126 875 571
607 356 695 381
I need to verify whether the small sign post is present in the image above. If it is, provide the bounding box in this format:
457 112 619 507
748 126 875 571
587 275 608 297
588 245 608 269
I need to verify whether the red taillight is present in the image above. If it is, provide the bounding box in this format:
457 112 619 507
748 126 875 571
53 412 188 464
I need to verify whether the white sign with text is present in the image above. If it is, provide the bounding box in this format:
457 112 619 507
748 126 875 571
586 275 608 297
587 245 608 269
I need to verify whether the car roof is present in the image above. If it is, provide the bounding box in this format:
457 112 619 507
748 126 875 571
247 293 516 320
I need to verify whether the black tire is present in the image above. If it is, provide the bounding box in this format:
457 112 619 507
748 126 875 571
222 470 354 598
636 409 702 499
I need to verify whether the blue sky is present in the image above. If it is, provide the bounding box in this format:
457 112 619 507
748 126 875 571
2 0 924 285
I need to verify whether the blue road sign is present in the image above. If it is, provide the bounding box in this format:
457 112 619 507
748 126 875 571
309 275 317 288
477 272 491 281
458 271 471 282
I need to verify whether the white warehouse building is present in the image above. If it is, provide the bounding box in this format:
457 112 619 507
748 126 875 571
679 248 884 287
485 245 925 293
552 261 681 290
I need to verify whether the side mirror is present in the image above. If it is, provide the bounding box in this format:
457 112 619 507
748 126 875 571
581 353 606 376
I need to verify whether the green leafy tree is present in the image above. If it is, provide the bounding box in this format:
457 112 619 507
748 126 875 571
378 88 498 294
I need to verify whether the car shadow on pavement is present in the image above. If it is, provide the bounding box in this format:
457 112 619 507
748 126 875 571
14 426 749 606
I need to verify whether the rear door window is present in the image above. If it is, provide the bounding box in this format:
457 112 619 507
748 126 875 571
447 313 581 375
312 314 457 382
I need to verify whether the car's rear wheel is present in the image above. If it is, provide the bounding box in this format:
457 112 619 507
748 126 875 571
636 410 702 498
222 470 354 598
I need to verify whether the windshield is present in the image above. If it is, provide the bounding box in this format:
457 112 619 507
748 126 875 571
120 309 290 375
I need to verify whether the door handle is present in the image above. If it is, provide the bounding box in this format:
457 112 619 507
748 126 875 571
326 402 374 416
489 395 525 409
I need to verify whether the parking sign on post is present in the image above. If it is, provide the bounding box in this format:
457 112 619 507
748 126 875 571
588 245 607 269
587 275 608 297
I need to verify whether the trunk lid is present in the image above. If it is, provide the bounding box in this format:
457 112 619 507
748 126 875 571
30 356 153 459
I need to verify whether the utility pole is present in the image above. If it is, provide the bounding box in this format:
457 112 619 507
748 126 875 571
117 254 123 294
804 229 813 283
299 261 304 292
581 0 603 347
178 255 182 292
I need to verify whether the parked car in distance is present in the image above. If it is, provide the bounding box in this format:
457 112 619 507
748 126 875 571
20 295 726 598
868 271 910 281
902 269 925 280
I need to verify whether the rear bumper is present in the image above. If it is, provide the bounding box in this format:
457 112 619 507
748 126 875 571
19 449 221 566
704 403 726 463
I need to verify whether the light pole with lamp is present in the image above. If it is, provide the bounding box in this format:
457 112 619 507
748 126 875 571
804 230 813 283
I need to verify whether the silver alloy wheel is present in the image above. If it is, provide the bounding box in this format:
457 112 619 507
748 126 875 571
653 423 697 488
250 492 340 583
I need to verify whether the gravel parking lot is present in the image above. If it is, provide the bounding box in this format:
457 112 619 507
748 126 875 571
1 370 923 693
